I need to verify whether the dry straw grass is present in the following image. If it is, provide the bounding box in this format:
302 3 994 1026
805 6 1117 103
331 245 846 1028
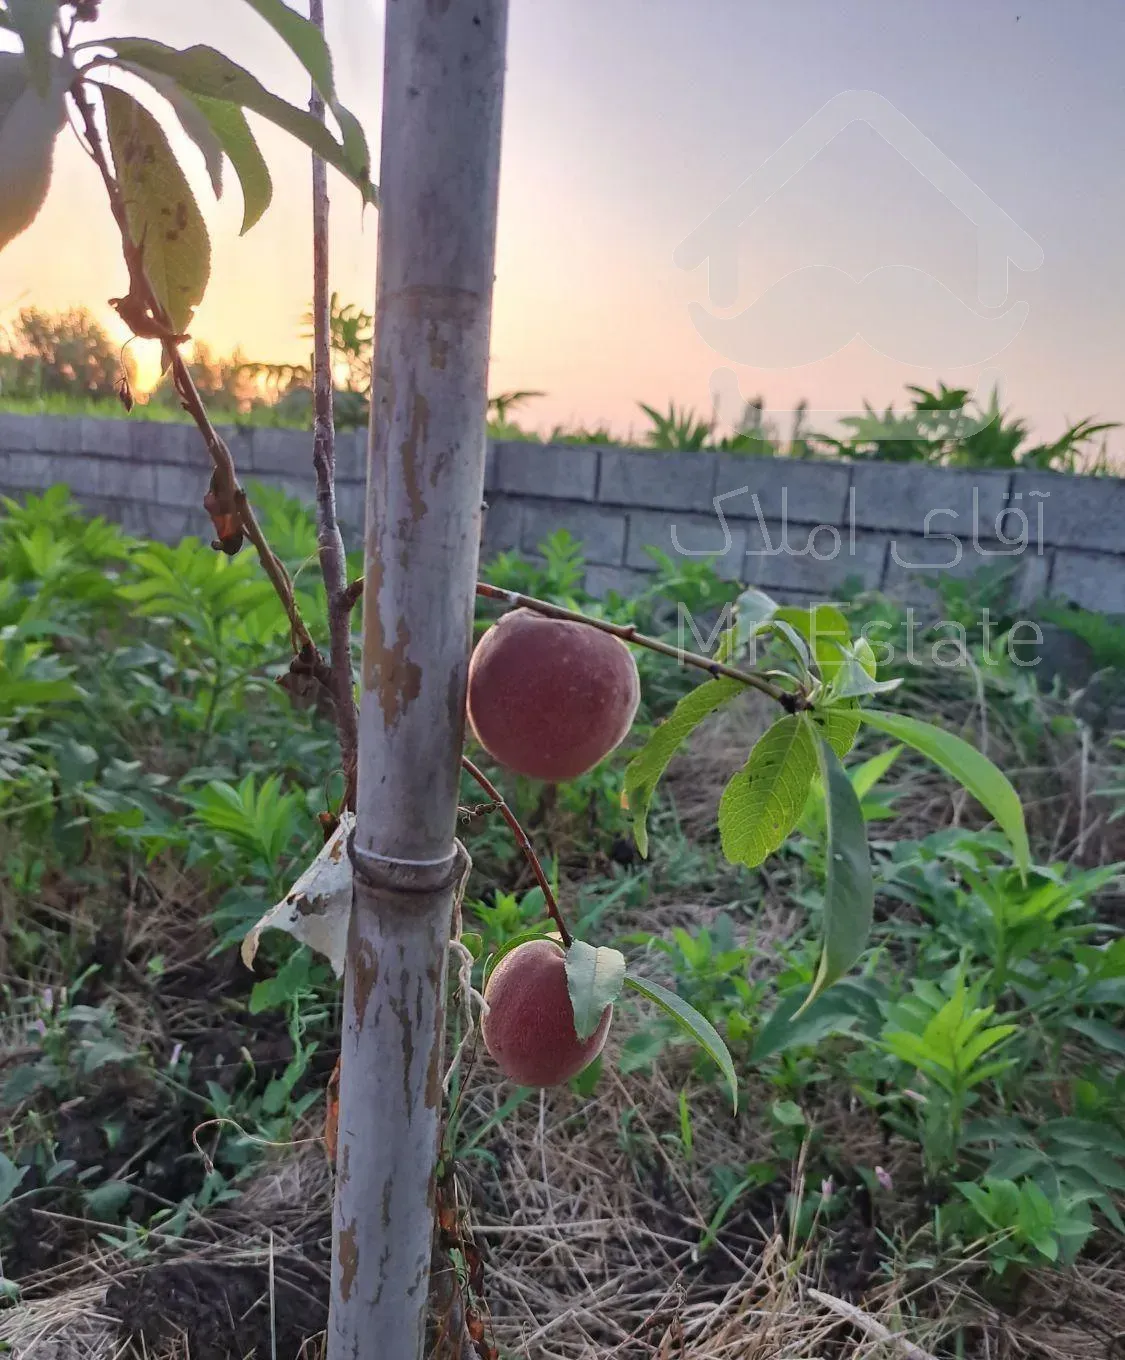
6 1009 1125 1359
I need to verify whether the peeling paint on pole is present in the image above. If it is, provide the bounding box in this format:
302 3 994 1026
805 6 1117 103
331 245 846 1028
328 0 509 1354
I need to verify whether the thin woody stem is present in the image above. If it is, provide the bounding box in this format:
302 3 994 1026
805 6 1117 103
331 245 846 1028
309 0 360 799
475 581 803 711
461 756 574 948
172 359 315 653
69 72 315 656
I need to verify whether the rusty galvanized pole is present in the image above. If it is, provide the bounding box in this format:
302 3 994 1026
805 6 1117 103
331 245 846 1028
328 1 509 1356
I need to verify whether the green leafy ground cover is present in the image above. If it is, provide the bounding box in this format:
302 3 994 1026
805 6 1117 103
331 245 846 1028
0 487 1123 1358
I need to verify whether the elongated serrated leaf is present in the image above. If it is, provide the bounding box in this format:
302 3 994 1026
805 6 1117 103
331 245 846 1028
333 103 370 187
239 0 335 97
6 0 54 94
117 62 224 198
0 51 65 254
807 703 860 758
564 940 626 1042
860 708 1029 876
624 676 743 856
718 713 817 868
624 972 737 1111
777 604 851 683
238 0 371 183
104 39 376 202
802 737 874 1008
103 85 211 334
185 94 272 233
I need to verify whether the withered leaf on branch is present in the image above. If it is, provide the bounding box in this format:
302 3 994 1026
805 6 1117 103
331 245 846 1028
103 84 211 335
202 473 243 555
277 643 337 721
108 287 190 345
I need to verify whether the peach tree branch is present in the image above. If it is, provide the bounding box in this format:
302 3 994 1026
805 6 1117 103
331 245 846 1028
68 68 316 657
475 581 804 712
309 0 359 798
460 756 574 948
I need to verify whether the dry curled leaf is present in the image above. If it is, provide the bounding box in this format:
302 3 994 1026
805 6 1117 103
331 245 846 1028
202 480 244 555
241 812 354 977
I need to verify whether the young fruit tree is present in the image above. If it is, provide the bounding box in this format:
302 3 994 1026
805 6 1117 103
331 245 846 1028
0 1 1032 1356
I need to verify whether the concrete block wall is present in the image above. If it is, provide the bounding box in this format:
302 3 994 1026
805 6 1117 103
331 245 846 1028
481 440 1125 615
0 413 1122 614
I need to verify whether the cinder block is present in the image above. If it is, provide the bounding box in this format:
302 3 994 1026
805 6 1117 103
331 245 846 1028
883 530 1043 586
144 503 197 543
250 427 318 476
114 500 154 538
36 454 100 497
743 525 887 593
5 451 55 489
131 420 197 466
625 508 747 579
849 462 1011 538
33 415 85 454
334 430 366 483
599 448 717 512
334 479 366 533
493 441 598 501
1051 550 1125 614
481 496 522 554
583 564 651 599
251 471 316 503
95 458 157 501
520 500 625 565
880 531 1050 612
155 463 206 508
0 414 40 451
217 424 254 476
1011 550 1052 609
71 493 123 528
714 453 851 526
1012 470 1125 555
79 416 130 457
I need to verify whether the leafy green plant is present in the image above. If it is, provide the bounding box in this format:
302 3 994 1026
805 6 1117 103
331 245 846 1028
951 1177 1096 1273
820 383 1118 472
639 400 715 451
623 588 1028 1014
621 915 763 1060
467 885 554 961
878 973 1018 1176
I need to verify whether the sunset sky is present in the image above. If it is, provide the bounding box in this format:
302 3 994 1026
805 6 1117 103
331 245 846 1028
1 0 1122 452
